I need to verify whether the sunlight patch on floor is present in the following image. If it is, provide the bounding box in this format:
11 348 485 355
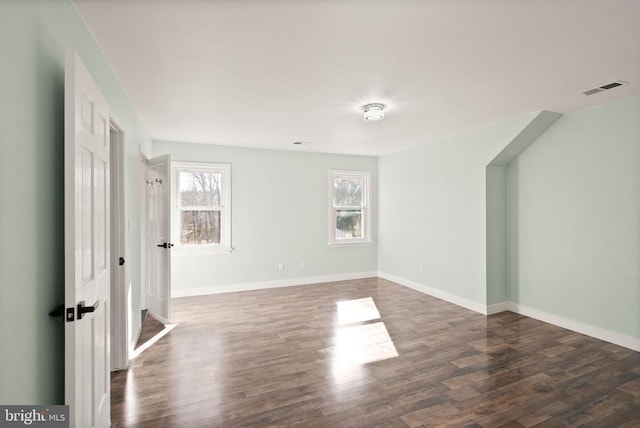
337 296 382 325
332 297 399 383
131 323 178 359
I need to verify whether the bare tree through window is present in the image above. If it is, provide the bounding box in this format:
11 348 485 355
333 176 363 239
179 171 222 245
330 171 370 244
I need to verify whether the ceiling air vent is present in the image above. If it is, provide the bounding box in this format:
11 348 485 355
582 80 628 96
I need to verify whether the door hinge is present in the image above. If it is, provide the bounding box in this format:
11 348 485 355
66 307 75 322
157 242 174 249
119 256 125 266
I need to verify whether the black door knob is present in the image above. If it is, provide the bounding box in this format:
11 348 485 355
77 300 100 320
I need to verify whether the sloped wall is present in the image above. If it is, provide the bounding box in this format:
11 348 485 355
508 96 640 342
378 112 539 310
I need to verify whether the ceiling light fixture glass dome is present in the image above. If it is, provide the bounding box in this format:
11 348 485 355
362 103 385 121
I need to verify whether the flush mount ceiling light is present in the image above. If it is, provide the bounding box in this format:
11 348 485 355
362 103 385 122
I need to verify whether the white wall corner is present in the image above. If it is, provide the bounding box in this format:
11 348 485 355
377 272 487 315
507 302 640 352
488 110 563 166
171 271 379 298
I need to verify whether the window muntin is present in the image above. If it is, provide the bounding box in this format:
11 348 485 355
329 170 371 245
174 162 231 252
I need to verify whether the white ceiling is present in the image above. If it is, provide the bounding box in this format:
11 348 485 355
73 0 640 156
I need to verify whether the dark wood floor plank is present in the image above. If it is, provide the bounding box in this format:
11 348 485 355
111 278 640 427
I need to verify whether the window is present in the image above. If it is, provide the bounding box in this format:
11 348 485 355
173 162 231 253
329 170 371 245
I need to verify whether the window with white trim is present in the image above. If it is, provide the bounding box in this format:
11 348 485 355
329 170 371 245
173 162 231 253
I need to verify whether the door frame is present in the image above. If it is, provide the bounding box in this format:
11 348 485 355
139 151 148 317
110 119 128 371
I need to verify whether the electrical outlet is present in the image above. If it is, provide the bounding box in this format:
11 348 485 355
418 266 424 275
278 263 285 271
299 261 305 269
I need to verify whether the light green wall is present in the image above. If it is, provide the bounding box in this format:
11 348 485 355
378 113 538 305
153 141 378 291
485 111 562 305
508 96 640 338
1 1 636 408
0 0 150 404
486 166 508 304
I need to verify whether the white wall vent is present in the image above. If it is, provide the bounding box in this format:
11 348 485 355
582 80 628 96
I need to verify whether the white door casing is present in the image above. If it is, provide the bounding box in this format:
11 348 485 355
145 155 172 321
110 123 128 372
64 51 111 428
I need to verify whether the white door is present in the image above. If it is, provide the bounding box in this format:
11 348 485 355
145 155 172 320
64 51 110 428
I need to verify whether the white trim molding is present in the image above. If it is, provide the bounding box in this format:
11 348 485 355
377 272 487 315
378 273 640 352
486 302 510 315
506 302 640 352
171 271 378 298
172 271 640 353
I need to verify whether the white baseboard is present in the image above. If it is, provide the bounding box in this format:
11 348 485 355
171 271 379 298
171 271 640 353
505 302 640 352
486 302 510 315
377 272 640 352
377 271 487 315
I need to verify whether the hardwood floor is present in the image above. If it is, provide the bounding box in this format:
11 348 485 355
133 314 166 350
111 278 640 427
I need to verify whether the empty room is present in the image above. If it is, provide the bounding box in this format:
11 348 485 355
1 0 639 427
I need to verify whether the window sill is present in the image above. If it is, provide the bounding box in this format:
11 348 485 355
328 240 375 247
173 246 233 256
